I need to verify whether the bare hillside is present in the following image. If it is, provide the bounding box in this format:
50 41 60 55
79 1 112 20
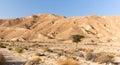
0 14 120 42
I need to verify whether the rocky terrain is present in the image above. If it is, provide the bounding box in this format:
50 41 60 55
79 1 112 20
0 14 120 65
0 42 120 65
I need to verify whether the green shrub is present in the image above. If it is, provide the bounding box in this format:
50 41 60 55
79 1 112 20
8 47 12 50
0 42 8 48
16 47 23 53
108 54 115 58
72 34 84 43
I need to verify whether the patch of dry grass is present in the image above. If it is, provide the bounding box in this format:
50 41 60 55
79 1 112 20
57 57 80 65
29 56 42 63
82 48 94 53
85 52 115 64
94 54 112 64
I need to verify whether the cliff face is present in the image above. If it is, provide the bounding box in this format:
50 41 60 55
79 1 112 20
0 14 120 42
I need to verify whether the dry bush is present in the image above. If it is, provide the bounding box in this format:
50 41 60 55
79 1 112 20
85 52 97 61
82 48 94 53
95 52 115 58
43 47 53 52
94 52 115 64
29 56 42 63
57 58 80 65
94 54 113 64
85 52 114 64
25 55 42 65
0 54 5 65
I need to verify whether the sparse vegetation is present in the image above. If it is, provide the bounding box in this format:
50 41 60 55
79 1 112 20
43 47 53 52
85 52 97 61
8 47 12 50
94 54 113 64
57 58 80 65
72 34 84 43
82 48 94 53
108 54 115 58
0 14 120 65
15 47 23 53
85 52 115 64
0 42 8 48
31 56 42 62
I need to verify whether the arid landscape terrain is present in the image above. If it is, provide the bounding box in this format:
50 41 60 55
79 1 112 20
1 14 120 65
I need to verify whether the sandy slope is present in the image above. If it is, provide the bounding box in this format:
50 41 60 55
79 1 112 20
0 14 120 43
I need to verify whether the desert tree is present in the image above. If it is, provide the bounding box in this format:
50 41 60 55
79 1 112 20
72 34 84 48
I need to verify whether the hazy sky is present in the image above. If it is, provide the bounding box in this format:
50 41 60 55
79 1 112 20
0 0 120 18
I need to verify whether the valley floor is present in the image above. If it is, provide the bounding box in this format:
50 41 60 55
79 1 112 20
1 41 120 65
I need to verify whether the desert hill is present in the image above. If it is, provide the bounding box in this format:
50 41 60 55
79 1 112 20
0 14 120 42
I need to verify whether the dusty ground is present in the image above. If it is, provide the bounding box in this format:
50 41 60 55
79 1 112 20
1 40 120 65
